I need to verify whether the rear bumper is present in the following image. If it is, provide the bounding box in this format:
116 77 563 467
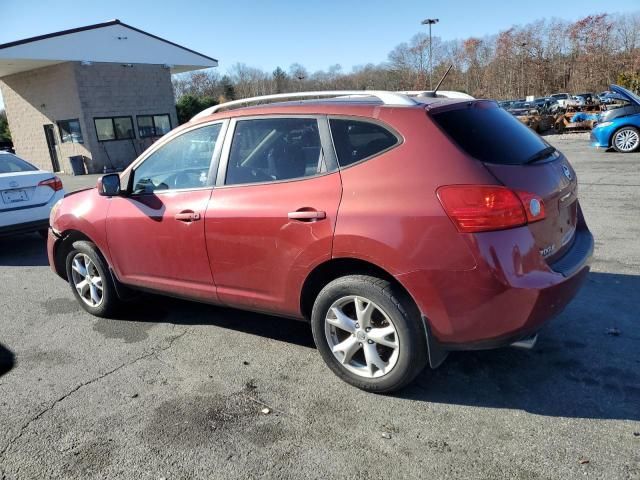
398 222 593 349
0 219 50 237
0 190 64 232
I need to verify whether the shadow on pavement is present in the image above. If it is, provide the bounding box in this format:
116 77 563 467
401 271 640 421
86 270 640 421
0 233 48 267
0 343 16 377
111 295 316 349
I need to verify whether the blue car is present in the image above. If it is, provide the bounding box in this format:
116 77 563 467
591 85 640 153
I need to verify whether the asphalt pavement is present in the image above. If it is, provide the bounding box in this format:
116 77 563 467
0 134 638 479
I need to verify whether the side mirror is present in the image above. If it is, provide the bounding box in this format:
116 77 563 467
97 173 121 196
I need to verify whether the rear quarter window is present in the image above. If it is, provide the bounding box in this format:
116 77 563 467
329 119 399 167
431 102 550 165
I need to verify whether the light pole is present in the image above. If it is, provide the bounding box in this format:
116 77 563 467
520 42 528 98
421 18 439 89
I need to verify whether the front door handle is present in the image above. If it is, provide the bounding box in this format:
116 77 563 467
175 211 201 222
288 210 326 221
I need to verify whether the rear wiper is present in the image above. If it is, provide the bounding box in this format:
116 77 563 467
525 146 556 164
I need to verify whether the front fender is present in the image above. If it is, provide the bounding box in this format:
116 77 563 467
51 189 112 267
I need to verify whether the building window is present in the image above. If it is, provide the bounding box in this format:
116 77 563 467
137 114 172 138
57 119 84 144
94 117 135 142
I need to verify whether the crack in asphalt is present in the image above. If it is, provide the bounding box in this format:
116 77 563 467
0 328 191 459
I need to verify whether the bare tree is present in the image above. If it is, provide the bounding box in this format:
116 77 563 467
173 11 640 106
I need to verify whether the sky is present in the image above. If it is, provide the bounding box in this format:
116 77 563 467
1 0 639 108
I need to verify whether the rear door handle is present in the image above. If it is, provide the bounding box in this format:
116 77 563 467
175 211 201 222
288 210 326 221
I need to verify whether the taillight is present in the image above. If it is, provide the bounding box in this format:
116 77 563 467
38 176 64 192
437 185 545 233
514 190 546 223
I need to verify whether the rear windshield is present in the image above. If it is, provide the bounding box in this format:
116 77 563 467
0 154 38 173
431 102 550 165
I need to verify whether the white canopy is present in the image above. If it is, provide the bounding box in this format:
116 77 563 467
0 19 218 77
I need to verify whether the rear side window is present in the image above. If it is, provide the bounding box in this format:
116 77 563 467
431 102 550 165
329 119 399 167
0 154 38 173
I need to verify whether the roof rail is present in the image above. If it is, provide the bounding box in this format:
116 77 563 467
399 90 475 100
191 90 418 121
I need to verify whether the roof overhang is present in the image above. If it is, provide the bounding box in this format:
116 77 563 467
0 20 217 77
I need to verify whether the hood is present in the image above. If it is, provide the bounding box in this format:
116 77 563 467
610 84 640 107
64 186 94 198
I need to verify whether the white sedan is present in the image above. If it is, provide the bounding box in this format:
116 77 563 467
0 151 65 237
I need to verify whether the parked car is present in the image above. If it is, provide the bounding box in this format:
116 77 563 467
597 91 621 105
575 93 595 104
47 90 593 392
507 101 536 115
592 84 640 153
0 141 15 153
550 92 571 108
567 95 587 108
0 151 65 237
599 92 627 105
532 97 560 114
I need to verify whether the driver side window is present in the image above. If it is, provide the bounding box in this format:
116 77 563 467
132 123 222 194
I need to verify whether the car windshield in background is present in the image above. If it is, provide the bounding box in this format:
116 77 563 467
0 154 38 173
431 102 550 165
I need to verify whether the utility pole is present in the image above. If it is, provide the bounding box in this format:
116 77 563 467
421 18 439 89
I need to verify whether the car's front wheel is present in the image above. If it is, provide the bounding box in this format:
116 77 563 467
311 275 427 393
612 126 640 153
65 240 120 317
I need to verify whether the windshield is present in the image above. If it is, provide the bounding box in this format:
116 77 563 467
0 154 38 174
431 101 550 165
551 94 568 99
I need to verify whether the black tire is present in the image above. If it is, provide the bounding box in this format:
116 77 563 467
612 126 640 153
38 229 48 239
65 240 120 318
311 275 428 393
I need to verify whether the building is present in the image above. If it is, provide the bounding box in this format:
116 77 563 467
0 20 217 173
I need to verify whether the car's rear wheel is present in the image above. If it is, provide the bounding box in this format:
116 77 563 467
311 275 427 393
65 240 120 317
612 126 640 153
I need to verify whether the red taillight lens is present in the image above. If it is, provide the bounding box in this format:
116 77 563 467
437 185 544 233
38 176 64 192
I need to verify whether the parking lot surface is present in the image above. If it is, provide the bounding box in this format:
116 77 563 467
0 135 639 479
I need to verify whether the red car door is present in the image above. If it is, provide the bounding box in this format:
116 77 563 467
205 116 342 317
107 122 225 302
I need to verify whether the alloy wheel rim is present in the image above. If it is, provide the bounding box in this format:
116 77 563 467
70 253 104 308
615 129 639 152
324 295 399 379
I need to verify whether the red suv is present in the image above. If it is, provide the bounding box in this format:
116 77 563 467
48 91 593 392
